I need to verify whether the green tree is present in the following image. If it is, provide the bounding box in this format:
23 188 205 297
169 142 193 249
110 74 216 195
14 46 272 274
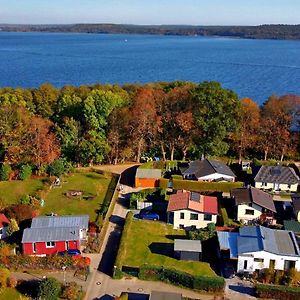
6 218 19 236
191 81 240 157
0 164 12 181
38 277 62 300
48 159 65 177
19 164 32 180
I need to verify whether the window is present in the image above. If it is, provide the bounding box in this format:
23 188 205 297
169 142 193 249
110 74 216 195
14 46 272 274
254 258 264 263
180 212 184 219
190 213 198 220
46 241 55 248
288 184 291 189
204 214 212 221
33 243 36 253
261 182 267 187
245 209 254 215
243 260 248 269
0 228 2 235
179 224 184 229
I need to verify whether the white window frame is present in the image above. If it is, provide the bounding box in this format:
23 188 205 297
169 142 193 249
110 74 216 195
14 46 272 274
46 241 55 248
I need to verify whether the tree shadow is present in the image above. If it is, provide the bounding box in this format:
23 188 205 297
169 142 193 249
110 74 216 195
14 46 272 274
228 284 255 296
148 242 174 258
165 234 188 240
120 165 140 187
16 279 40 299
109 215 125 226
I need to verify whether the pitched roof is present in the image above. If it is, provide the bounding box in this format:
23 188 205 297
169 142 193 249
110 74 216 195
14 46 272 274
231 187 276 212
136 168 162 179
167 190 218 214
254 165 299 185
182 159 235 179
31 215 89 229
237 226 300 257
22 227 80 243
0 214 9 228
174 239 202 252
217 231 239 258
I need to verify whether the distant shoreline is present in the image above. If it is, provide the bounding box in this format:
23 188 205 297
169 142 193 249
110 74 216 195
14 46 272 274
1 23 300 40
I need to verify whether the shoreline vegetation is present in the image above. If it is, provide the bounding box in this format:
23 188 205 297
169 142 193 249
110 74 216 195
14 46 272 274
1 23 300 40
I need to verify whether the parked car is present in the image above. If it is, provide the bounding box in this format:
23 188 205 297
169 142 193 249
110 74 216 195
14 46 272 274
139 210 160 221
58 249 81 256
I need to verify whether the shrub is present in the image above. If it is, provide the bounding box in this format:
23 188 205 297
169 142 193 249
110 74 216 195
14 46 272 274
6 218 19 236
256 283 300 300
19 164 32 180
159 178 169 189
4 204 35 223
0 267 10 288
62 282 82 300
0 164 12 181
48 159 65 177
19 194 31 205
38 277 62 300
7 275 17 288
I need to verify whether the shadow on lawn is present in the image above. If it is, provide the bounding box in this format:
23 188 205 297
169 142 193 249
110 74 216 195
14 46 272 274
148 242 174 258
16 279 40 299
165 234 188 240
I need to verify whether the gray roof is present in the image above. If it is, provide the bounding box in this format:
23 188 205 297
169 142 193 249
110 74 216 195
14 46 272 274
292 194 300 214
232 187 276 212
254 165 299 185
183 159 235 179
31 215 89 229
174 239 202 252
22 227 80 243
217 231 239 258
136 168 162 179
238 226 300 257
150 291 182 300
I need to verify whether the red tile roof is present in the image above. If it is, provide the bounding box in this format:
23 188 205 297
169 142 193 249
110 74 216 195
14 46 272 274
0 214 9 228
167 191 218 214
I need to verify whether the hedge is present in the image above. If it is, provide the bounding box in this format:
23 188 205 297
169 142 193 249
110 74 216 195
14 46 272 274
172 179 243 192
159 178 169 189
256 284 300 300
139 264 224 293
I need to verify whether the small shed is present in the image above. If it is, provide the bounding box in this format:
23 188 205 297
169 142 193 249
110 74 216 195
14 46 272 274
174 239 202 261
135 168 162 188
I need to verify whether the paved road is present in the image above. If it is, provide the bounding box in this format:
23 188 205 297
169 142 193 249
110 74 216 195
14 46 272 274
225 277 257 300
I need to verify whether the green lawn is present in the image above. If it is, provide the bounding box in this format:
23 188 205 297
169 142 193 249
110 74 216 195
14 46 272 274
0 179 44 205
118 219 216 277
0 288 26 300
42 172 112 220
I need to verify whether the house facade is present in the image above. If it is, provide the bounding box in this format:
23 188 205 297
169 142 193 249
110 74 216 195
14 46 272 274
0 214 9 240
182 159 235 182
254 166 299 192
167 190 218 229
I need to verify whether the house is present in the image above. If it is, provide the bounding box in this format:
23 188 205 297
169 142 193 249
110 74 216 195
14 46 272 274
182 159 236 182
254 165 299 192
167 190 218 229
174 239 202 261
22 215 89 256
0 214 10 239
150 291 182 300
231 187 276 224
135 168 162 188
218 226 300 273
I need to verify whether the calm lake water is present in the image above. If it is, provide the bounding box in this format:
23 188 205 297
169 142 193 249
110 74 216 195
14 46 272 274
1 32 300 104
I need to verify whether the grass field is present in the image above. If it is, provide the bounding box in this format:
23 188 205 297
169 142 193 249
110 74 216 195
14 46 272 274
0 179 44 205
0 288 26 300
42 172 112 220
117 218 216 277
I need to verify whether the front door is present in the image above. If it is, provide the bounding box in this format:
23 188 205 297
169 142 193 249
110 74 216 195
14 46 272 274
274 183 280 191
243 260 248 270
65 241 69 250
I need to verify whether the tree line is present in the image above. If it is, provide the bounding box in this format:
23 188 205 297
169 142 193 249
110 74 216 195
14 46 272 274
0 81 299 175
1 24 300 40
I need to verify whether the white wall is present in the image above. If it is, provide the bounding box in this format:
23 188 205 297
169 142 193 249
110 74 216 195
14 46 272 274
255 182 298 192
173 209 217 229
198 173 235 182
237 251 300 273
237 203 262 223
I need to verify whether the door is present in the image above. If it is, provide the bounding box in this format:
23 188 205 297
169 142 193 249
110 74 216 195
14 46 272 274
274 183 280 191
243 260 248 270
65 241 69 250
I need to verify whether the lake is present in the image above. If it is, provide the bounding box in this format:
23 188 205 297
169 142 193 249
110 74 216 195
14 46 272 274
1 32 300 104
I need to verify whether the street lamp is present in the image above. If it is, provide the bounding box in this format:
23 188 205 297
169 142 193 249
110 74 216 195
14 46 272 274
62 266 67 286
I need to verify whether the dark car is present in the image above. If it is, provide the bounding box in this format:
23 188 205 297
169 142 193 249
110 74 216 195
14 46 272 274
139 211 160 221
58 249 81 256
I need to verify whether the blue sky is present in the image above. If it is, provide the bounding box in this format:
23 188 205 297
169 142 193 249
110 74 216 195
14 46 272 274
1 0 300 25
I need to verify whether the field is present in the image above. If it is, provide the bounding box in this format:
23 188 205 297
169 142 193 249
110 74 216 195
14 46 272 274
42 172 112 220
0 288 26 300
0 179 44 205
117 218 216 277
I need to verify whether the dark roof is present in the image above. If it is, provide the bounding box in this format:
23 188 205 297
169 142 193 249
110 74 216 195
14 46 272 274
150 291 182 300
238 226 300 256
182 159 235 179
284 220 300 234
0 214 9 228
292 194 300 214
231 187 276 212
254 166 299 185
31 215 89 229
22 227 80 243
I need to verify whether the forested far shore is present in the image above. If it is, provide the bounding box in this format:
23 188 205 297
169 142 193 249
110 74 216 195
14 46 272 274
1 24 300 40
0 81 300 176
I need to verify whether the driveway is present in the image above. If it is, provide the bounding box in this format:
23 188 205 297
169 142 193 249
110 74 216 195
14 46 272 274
225 277 257 300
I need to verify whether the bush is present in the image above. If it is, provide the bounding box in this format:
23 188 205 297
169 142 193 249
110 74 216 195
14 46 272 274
6 218 19 236
256 283 300 300
0 268 10 288
159 178 169 189
19 164 32 180
4 204 35 223
62 282 82 300
48 159 65 177
7 276 17 288
0 164 12 181
38 277 62 300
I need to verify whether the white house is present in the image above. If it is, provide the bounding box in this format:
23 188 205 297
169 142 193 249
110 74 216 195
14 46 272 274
167 190 218 229
231 187 276 224
0 214 10 239
254 165 299 192
218 226 300 274
182 159 236 182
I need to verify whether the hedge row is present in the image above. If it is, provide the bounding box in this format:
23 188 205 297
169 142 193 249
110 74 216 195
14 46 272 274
139 264 224 293
172 179 243 192
159 178 169 189
256 284 300 300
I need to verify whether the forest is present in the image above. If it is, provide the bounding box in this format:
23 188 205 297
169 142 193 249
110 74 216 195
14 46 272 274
1 24 300 40
0 81 300 175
